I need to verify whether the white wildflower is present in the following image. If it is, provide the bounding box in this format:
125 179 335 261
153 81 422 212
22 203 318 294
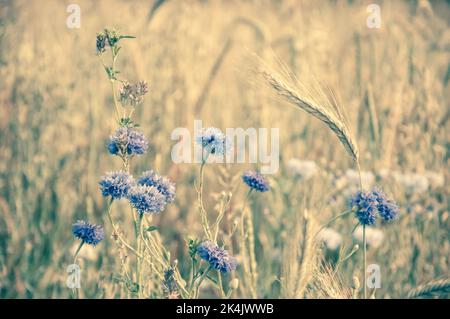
318 227 343 251
393 171 429 194
286 158 318 181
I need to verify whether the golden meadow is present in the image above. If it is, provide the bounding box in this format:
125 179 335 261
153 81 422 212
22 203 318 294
0 0 448 299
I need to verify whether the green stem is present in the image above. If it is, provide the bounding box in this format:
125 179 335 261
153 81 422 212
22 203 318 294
193 266 212 299
356 158 366 299
363 224 367 299
110 47 122 122
356 159 363 190
213 194 230 243
198 162 212 240
107 200 147 263
314 209 353 239
99 53 121 122
334 244 359 274
73 240 85 265
136 213 143 298
239 189 253 234
188 258 196 295
71 241 84 299
217 271 226 298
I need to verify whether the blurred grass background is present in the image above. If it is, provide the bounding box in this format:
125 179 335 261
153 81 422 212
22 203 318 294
0 0 448 298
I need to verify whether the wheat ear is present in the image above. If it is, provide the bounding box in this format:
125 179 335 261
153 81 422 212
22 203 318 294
260 69 359 162
407 279 450 298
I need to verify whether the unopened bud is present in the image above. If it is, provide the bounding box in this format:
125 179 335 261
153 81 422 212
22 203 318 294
230 278 239 290
352 276 360 290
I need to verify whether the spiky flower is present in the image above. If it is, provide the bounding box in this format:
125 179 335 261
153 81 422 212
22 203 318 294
372 188 399 222
107 127 148 157
104 28 120 47
72 220 104 246
349 188 399 225
128 185 166 215
99 171 134 200
196 127 230 158
120 81 149 107
138 170 176 203
197 241 237 273
96 32 107 54
96 28 121 54
349 190 378 225
242 170 270 192
162 267 179 299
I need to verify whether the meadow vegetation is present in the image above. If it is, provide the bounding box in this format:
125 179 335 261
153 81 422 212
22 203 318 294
0 0 448 298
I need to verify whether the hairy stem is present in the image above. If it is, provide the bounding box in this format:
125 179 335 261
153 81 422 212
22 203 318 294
71 241 84 299
193 266 212 299
314 209 353 239
198 162 212 240
363 224 367 299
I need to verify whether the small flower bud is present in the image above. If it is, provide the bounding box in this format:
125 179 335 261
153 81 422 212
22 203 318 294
352 275 360 290
230 278 239 290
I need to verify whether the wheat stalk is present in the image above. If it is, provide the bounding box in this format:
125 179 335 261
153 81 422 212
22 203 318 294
260 66 359 162
307 263 352 299
407 279 450 298
281 209 319 298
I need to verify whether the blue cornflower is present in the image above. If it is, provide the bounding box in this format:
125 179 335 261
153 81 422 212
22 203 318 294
128 185 166 215
196 127 230 157
372 188 399 222
242 170 270 192
137 170 176 204
349 190 378 226
72 220 104 246
197 241 237 273
99 171 134 200
349 187 399 225
107 127 148 157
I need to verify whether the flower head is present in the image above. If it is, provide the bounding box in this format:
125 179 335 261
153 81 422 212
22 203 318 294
196 127 230 158
107 127 148 157
72 220 104 246
128 185 166 215
197 241 237 273
162 267 179 299
349 187 399 225
96 32 107 54
372 188 399 222
138 170 176 203
242 170 270 192
99 171 134 200
104 28 120 47
349 190 378 226
120 81 149 107
96 28 121 54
